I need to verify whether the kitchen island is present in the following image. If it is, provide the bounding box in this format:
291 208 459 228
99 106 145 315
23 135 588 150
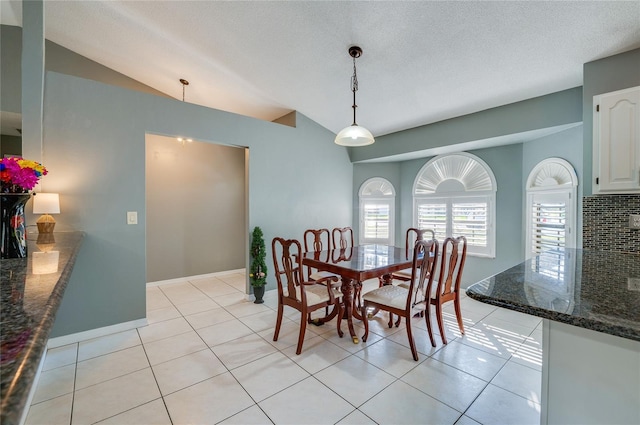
466 248 640 425
1 232 84 425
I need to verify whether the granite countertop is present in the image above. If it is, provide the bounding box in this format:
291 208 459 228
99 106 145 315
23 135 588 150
466 249 640 342
1 232 84 425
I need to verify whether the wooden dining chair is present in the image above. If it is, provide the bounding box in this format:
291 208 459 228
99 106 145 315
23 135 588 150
303 228 334 281
331 226 365 312
362 238 439 360
428 235 467 345
332 227 354 250
385 227 436 285
303 228 341 321
272 237 343 354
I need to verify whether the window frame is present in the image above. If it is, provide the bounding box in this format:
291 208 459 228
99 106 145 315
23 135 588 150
359 177 396 245
412 153 497 258
525 158 578 259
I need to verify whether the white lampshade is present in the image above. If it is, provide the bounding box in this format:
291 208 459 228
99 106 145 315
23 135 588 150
334 125 375 147
33 193 60 214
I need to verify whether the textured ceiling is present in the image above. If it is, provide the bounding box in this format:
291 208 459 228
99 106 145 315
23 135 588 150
2 1 640 137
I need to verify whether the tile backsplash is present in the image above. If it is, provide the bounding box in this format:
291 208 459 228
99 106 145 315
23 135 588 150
583 194 640 253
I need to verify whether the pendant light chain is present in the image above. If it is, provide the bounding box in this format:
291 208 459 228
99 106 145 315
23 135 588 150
351 56 359 93
351 55 359 125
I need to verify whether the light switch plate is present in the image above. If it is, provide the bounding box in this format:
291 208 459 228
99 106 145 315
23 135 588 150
127 211 138 225
630 214 640 229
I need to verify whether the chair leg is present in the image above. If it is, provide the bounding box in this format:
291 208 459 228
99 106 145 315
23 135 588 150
454 295 465 335
435 302 447 345
273 302 284 342
296 311 308 355
336 302 344 338
424 304 436 347
362 302 370 342
388 312 394 328
405 315 418 361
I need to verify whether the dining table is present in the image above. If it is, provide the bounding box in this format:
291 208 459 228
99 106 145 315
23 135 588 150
302 244 414 343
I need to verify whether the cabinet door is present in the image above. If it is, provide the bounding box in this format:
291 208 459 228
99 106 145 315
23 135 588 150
593 86 640 193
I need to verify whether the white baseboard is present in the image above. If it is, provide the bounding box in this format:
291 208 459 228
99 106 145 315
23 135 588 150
18 351 47 425
147 268 246 287
47 318 148 348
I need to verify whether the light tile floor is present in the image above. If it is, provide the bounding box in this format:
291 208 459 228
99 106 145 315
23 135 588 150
26 272 543 425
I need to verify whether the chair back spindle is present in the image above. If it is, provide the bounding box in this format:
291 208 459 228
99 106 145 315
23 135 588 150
332 227 354 250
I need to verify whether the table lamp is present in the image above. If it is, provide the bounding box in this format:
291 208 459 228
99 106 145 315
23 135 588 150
33 193 60 234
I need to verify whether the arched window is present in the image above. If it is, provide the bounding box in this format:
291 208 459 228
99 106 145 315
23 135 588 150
525 158 578 259
413 153 497 257
359 177 395 245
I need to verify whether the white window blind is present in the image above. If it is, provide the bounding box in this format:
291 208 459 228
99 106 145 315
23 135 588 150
363 203 390 240
359 178 395 245
452 201 488 247
530 199 566 255
415 196 492 256
416 201 447 241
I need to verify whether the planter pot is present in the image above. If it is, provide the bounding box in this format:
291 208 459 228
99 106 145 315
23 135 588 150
253 285 265 304
1 193 31 259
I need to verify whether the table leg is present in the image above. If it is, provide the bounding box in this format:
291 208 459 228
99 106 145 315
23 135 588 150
341 277 358 344
352 281 364 321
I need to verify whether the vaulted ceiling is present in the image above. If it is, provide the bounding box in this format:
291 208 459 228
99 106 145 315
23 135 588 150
2 1 640 137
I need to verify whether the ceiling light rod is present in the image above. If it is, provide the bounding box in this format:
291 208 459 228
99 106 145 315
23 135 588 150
334 46 375 147
180 78 189 102
177 78 193 145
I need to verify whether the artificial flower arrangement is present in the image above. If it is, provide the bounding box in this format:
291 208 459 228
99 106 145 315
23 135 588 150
0 157 48 193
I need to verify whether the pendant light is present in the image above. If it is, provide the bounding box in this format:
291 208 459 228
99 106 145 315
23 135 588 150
334 46 375 147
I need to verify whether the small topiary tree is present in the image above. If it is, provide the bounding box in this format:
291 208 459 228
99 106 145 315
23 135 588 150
249 226 267 287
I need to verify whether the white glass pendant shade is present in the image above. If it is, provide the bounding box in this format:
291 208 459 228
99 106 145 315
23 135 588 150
334 124 375 147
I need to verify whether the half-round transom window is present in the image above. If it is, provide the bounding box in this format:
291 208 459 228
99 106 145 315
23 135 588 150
360 178 396 197
413 153 496 258
414 153 496 195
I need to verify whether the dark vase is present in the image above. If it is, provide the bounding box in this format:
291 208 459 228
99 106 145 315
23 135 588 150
1 193 31 259
253 285 265 304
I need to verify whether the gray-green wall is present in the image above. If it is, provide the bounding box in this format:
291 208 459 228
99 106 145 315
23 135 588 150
349 87 582 163
582 48 640 195
397 144 524 287
352 162 402 244
522 124 584 248
352 92 586 287
1 25 22 114
0 134 22 156
40 72 352 337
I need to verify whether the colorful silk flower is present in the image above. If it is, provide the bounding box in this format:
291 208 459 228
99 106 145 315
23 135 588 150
0 157 48 192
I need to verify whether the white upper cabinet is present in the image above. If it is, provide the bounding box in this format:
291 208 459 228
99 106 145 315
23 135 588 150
593 86 640 194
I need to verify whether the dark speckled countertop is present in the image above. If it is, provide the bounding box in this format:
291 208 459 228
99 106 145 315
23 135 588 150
466 249 640 342
1 232 84 425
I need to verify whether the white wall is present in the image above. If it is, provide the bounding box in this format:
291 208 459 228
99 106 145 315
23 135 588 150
145 134 246 282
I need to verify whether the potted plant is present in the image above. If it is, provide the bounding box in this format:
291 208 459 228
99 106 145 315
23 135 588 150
249 226 267 304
